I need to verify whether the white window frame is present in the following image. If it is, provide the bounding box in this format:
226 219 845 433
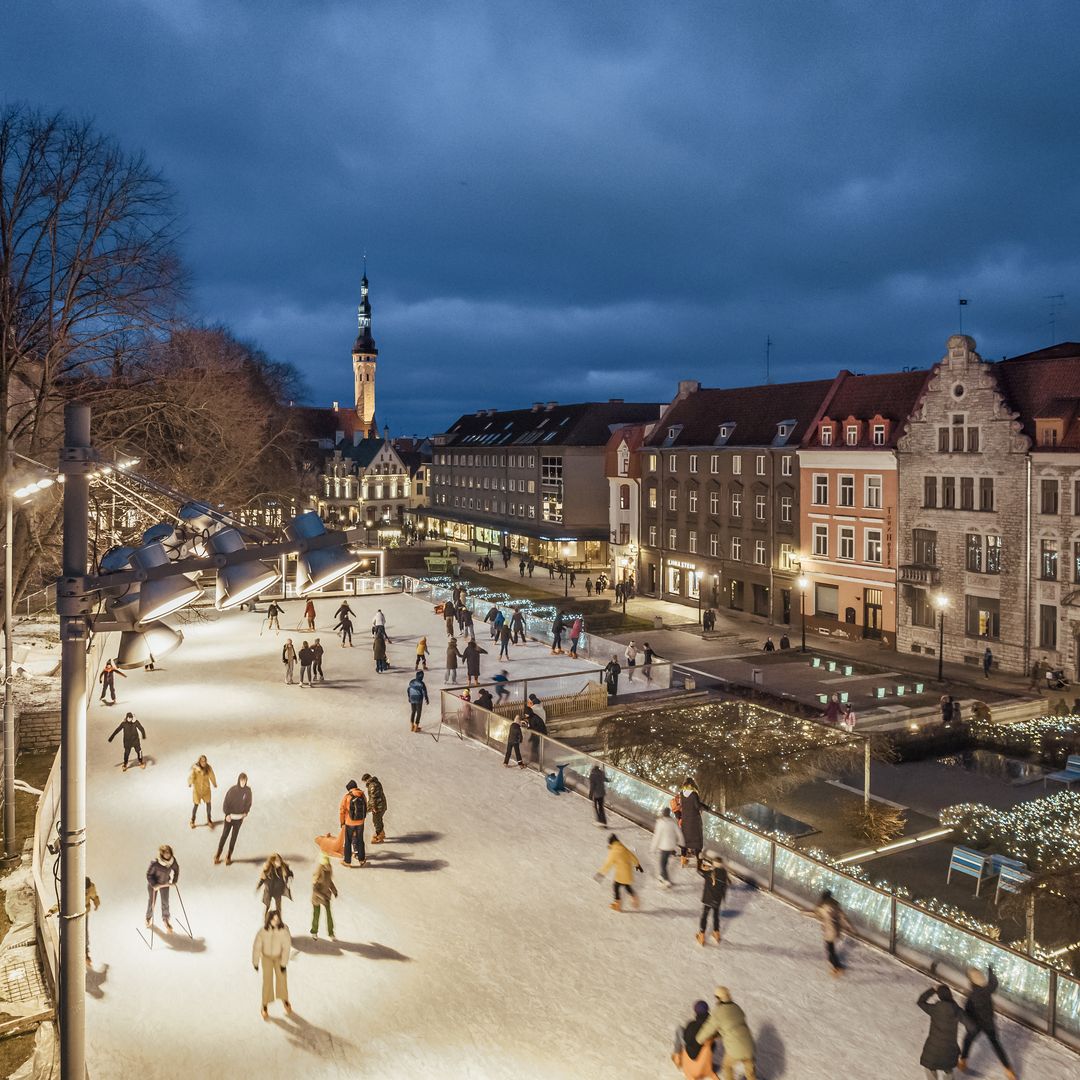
820 425 833 447
813 523 828 557
710 454 719 474
872 424 886 446
688 489 698 513
812 474 828 506
838 474 855 508
731 492 742 517
865 529 883 564
780 495 792 523
688 530 697 553
756 454 766 476
709 533 719 556
730 536 742 561
754 539 766 565
732 455 742 476
755 493 766 520
709 491 720 515
689 454 698 474
668 488 677 511
865 474 882 509
781 455 792 477
839 525 855 560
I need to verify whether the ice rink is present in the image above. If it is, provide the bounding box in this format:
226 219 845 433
81 593 1077 1079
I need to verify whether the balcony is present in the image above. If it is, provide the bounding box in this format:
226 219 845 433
898 564 941 586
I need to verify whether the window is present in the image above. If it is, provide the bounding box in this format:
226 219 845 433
668 488 677 511
709 491 720 515
865 475 882 509
952 415 965 452
820 425 833 446
619 522 630 544
1075 541 1080 583
648 453 658 471
815 583 839 617
845 424 859 446
967 427 980 453
780 495 792 523
942 476 956 509
732 455 742 475
754 540 766 565
648 525 657 546
966 533 982 572
755 493 766 520
813 524 828 557
938 428 950 452
710 454 719 474
779 543 797 570
986 535 1002 574
668 427 678 441
1041 479 1059 515
872 424 886 446
756 454 766 476
1041 539 1059 580
1075 480 1080 514
731 492 742 517
923 476 937 508
913 528 938 565
838 475 855 507
527 480 535 494
668 455 677 473
648 487 657 509
965 595 1000 640
781 455 792 477
979 477 995 512
813 474 828 505
1040 604 1057 650
839 526 855 560
689 454 698 474
730 536 742 561
865 529 882 563
688 530 697 553
688 489 698 513
619 484 630 510
912 589 936 628
960 476 974 511
541 456 563 486
709 532 719 557
668 527 677 548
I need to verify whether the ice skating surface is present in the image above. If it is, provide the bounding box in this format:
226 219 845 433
84 596 1077 1079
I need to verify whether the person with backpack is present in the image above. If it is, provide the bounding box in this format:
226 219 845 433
696 856 729 945
362 773 387 842
108 711 146 770
339 780 368 866
98 659 126 705
281 638 297 683
407 670 429 732
815 889 853 975
588 764 608 826
298 640 314 686
595 834 642 912
310 854 338 940
650 806 683 888
265 601 283 633
311 638 325 682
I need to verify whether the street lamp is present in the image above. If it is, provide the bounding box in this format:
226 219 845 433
934 592 949 681
562 543 571 597
797 575 809 653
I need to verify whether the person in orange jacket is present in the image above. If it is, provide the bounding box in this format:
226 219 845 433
338 780 368 867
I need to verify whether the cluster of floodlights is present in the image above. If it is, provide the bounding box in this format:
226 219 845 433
97 505 360 669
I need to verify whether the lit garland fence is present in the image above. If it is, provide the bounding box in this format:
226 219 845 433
435 694 1080 1054
968 714 1080 765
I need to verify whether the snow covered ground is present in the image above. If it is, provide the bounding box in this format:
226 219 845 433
80 595 1077 1079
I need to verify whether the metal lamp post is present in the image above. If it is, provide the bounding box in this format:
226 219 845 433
797 575 809 653
562 543 570 597
935 592 949 681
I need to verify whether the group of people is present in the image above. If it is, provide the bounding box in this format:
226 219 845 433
760 634 791 651
280 638 326 685
500 693 548 767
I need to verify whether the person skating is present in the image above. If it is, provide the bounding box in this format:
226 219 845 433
815 889 852 975
595 833 642 911
509 608 526 644
98 659 126 704
444 635 463 684
257 853 294 917
958 966 1017 1079
253 910 292 1019
462 638 486 687
697 986 757 1080
678 780 704 866
498 621 512 660
108 711 146 770
485 604 500 640
339 780 368 866
524 697 547 762
650 806 682 888
442 599 456 637
311 638 325 682
303 598 316 631
362 772 387 842
215 773 252 865
372 629 388 673
334 613 354 647
503 716 526 768
672 999 719 1079
569 616 583 658
265 601 283 633
642 641 658 682
696 856 728 945
84 877 100 965
282 638 298 683
492 669 510 703
310 854 338 939
918 983 976 1080
550 613 565 654
333 600 354 624
372 608 386 636
407 669 429 731
145 844 179 932
624 641 638 680
415 635 429 670
188 755 217 827
603 655 621 699
588 764 608 826
298 640 314 685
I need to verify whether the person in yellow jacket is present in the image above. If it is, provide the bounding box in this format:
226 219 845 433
188 755 217 828
595 833 642 911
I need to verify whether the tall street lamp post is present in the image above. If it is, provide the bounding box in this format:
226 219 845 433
935 592 949 681
562 543 570 597
797 575 809 653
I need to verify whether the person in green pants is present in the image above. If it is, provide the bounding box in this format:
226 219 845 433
311 854 338 939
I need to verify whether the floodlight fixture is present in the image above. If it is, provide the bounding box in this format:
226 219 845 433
131 540 204 622
209 527 280 609
285 511 361 594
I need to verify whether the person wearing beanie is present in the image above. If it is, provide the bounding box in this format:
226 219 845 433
145 844 179 932
697 986 756 1079
594 833 642 912
918 983 976 1079
338 780 368 866
958 966 1016 1079
672 999 718 1078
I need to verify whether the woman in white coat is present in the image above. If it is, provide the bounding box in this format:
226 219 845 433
253 910 292 1018
650 806 684 888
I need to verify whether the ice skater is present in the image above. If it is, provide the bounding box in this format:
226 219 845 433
303 597 316 631
311 638 325 682
958 966 1017 1079
407 669 429 731
415 635 429 670
671 999 718 1078
215 773 252 865
462 638 486 686
98 658 126 704
145 844 179 932
678 780 704 867
509 608 525 644
498 622 512 660
444 635 463 684
188 755 217 827
253 910 292 1019
697 987 757 1080
503 716 525 768
492 669 510 703
372 608 386 635
335 612 354 647
108 711 146 770
372 629 388 673
588 764 608 826
696 856 728 945
334 599 354 624
310 854 338 939
265 600 283 633
282 638 297 683
918 983 975 1080
257 854 294 917
650 806 682 888
339 780 368 867
814 889 852 975
363 772 387 842
603 654 621 699
624 641 638 681
642 641 658 682
569 617 582 658
298 640 314 685
595 833 642 911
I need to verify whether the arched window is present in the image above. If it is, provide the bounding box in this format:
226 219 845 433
619 483 630 510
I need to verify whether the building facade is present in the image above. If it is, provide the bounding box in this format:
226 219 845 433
605 423 652 587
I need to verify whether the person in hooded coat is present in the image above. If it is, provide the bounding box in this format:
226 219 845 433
678 782 704 866
462 638 487 686
672 999 719 1079
188 755 217 827
959 966 1016 1079
256 854 294 917
407 670 430 731
108 711 146 770
444 636 463 684
298 641 314 685
917 984 975 1079
372 630 388 673
697 986 756 1080
215 772 252 864
415 636 429 670
339 780 368 866
253 909 292 1018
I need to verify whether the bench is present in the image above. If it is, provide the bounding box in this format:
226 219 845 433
994 861 1032 904
1045 754 1080 789
947 846 991 895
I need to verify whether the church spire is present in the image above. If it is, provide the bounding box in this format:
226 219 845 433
353 270 377 358
352 268 378 439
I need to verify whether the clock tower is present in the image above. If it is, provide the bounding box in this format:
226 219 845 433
352 272 378 438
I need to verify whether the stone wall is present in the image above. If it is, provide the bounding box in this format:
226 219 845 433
15 707 62 755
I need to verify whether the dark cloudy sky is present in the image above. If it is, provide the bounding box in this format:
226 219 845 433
5 1 1080 434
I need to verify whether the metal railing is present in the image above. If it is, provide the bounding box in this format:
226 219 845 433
436 699 1080 1055
12 583 57 618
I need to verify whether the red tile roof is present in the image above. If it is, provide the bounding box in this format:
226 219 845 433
996 343 1080 448
803 369 932 449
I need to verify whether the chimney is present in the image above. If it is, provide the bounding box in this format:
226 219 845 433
545 401 557 410
678 380 701 399
531 402 542 412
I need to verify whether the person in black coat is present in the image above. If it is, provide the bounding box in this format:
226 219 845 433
917 984 975 1078
524 706 547 763
298 642 314 686
503 717 525 768
108 712 146 770
588 764 607 825
696 856 729 945
215 773 252 865
311 638 325 682
959 966 1015 1078
678 784 704 866
603 656 621 699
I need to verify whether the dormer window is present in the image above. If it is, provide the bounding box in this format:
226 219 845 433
668 427 677 440
1036 419 1063 447
845 424 859 446
872 423 886 446
820 424 833 447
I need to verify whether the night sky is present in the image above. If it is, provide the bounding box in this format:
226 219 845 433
5 2 1079 436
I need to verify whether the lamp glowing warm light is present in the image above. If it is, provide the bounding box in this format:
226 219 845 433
286 512 361 595
209 528 280 609
797 575 809 590
933 592 949 610
131 541 204 622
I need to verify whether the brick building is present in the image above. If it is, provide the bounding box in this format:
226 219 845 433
605 422 653 587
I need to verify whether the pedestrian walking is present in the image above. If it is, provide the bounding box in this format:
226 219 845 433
108 711 146 770
98 659 126 704
778 633 790 649
958 966 1017 1079
679 781 704 866
282 638 298 682
415 635 429 670
311 638 325 681
585 576 593 596
498 622 512 659
303 598 316 631
257 854 294 917
595 834 642 911
823 692 842 724
983 646 993 677
940 694 953 724
215 773 252 865
407 670 429 732
253 910 292 1019
550 613 565 654
624 641 638 681
650 806 683 887
503 716 525 768
363 773 387 842
588 764 608 826
462 638 487 686
762 636 775 652
188 755 217 828
339 780 368 866
841 703 857 731
298 640 314 685
918 984 975 1080
614 582 623 604
310 854 338 939
696 856 728 945
509 607 526 644
527 557 534 577
569 569 576 589
334 613 354 647
265 601 283 633
145 844 179 932
642 641 658 682
519 558 526 578
815 889 852 975
671 1000 718 1079
603 654 621 699
697 987 757 1080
